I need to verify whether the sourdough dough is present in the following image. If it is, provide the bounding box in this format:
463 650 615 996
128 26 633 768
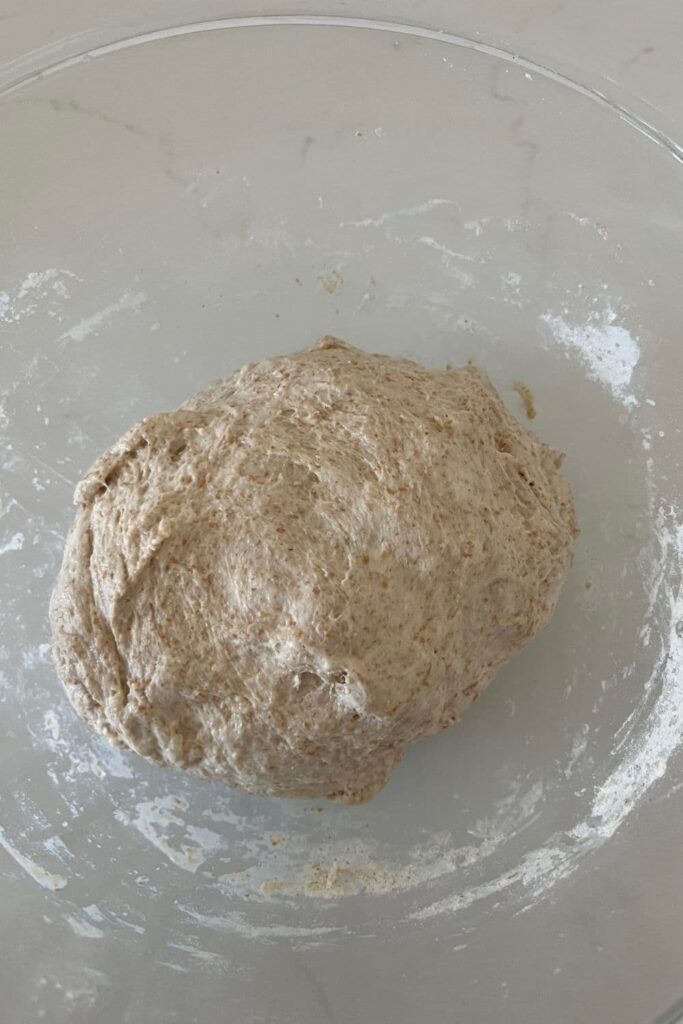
50 338 577 802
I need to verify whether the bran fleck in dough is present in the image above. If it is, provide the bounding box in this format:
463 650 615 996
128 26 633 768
50 338 577 802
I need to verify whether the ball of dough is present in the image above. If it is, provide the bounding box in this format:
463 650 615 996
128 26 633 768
50 338 577 802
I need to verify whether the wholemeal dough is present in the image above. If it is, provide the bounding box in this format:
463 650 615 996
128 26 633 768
50 338 577 802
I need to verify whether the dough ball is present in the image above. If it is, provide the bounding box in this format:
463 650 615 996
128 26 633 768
50 338 577 802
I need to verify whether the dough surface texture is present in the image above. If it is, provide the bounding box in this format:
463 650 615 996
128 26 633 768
50 338 577 802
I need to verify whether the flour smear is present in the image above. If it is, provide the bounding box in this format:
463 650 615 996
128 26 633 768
541 305 641 407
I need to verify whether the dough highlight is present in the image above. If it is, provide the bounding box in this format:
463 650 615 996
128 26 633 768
50 338 577 802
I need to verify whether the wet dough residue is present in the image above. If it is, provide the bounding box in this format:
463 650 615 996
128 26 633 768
513 379 537 419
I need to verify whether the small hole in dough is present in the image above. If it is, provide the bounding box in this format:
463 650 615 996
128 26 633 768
297 671 323 695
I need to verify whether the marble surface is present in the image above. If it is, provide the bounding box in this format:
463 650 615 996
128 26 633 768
1 3 683 1023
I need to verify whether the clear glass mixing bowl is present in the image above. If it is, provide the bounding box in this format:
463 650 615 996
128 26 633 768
1 11 682 1023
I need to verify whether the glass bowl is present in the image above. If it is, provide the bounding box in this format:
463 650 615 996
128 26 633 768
1 13 682 1024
